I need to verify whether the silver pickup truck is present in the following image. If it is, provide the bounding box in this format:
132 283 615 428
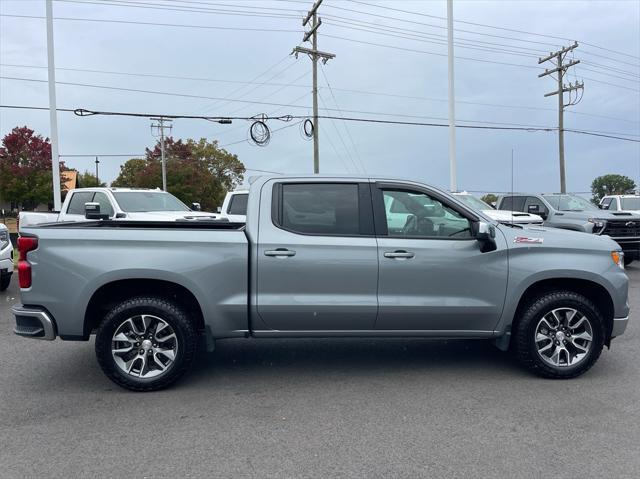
12 176 630 391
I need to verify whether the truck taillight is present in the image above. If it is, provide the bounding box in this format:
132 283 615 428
17 236 38 288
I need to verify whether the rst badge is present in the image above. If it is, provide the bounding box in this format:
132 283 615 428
514 236 544 244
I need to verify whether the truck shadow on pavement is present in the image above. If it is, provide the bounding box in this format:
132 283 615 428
184 337 521 386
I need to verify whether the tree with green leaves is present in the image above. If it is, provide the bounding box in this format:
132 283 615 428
111 137 245 211
0 126 65 210
77 170 106 188
591 174 637 204
481 193 498 206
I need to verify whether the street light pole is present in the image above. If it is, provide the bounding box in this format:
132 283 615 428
46 0 61 211
447 0 457 192
95 157 100 186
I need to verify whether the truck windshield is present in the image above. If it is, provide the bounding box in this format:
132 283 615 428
455 195 491 211
621 197 640 210
112 192 190 212
544 194 598 212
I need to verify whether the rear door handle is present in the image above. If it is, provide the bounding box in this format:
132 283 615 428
384 250 415 259
264 248 296 257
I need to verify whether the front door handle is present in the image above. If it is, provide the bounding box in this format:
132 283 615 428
384 250 415 259
264 248 296 257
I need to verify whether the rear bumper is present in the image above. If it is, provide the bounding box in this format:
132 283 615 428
12 305 57 340
611 316 629 338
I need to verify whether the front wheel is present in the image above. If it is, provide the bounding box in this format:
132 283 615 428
513 291 605 379
95 296 198 391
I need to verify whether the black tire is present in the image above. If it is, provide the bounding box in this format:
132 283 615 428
514 291 605 379
0 273 10 292
95 296 198 391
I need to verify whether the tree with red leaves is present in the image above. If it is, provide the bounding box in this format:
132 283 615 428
112 137 245 211
0 126 65 210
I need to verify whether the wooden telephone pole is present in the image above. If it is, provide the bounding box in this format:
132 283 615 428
539 42 584 194
292 0 335 174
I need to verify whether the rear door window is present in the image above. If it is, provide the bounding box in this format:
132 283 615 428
92 192 114 217
66 191 94 215
276 183 362 236
499 196 526 212
600 197 614 210
524 196 548 216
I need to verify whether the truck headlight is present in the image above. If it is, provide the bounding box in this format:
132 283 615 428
611 251 625 269
588 217 606 233
0 230 9 250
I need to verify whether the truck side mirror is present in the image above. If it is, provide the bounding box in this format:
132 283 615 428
474 221 497 253
216 206 222 214
85 202 110 220
528 204 540 214
191 202 201 211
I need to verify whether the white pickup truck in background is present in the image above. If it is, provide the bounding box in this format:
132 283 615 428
0 222 13 291
453 192 544 225
18 187 222 231
218 189 249 222
599 194 640 214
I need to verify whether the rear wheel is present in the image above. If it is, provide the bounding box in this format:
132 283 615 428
514 291 605 379
95 296 198 391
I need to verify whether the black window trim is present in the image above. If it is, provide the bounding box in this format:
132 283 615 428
271 181 376 237
372 181 480 241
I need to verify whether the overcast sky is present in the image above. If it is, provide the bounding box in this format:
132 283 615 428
1 0 639 196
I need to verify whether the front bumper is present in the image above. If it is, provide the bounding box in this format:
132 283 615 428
0 256 13 274
611 238 640 259
612 316 629 338
12 305 57 340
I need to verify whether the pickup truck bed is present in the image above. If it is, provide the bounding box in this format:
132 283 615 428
12 175 630 391
18 221 248 340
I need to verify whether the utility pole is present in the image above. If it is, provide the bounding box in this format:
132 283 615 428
46 0 61 211
150 117 173 191
538 42 583 193
447 0 457 192
95 157 100 186
292 0 334 174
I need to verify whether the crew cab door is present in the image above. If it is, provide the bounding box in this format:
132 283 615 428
255 180 378 331
373 183 508 333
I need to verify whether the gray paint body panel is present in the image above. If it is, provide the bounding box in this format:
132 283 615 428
17 175 630 344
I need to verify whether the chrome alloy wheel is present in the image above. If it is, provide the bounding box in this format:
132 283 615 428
111 315 178 378
535 308 593 367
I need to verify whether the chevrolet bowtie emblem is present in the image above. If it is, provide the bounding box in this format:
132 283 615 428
626 221 637 227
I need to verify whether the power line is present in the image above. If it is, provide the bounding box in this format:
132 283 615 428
345 0 640 62
198 55 295 114
3 104 639 141
319 63 366 174
56 0 300 20
3 63 636 124
0 14 301 33
318 90 360 174
5 13 637 87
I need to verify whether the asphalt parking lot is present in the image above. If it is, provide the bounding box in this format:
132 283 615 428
0 266 638 478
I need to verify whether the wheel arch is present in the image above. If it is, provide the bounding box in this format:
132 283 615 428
511 277 614 346
84 278 205 339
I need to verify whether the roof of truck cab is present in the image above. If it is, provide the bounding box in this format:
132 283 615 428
69 187 166 192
